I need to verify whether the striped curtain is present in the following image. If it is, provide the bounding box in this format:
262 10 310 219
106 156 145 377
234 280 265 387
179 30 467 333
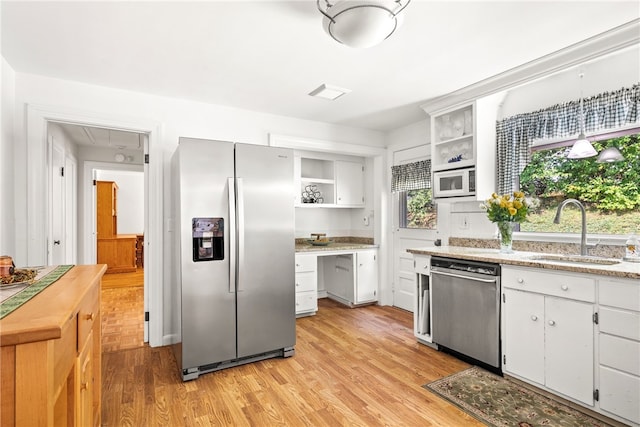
391 159 431 192
497 83 640 194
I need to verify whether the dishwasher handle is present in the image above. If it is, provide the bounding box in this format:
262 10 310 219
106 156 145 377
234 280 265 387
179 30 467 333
431 269 498 283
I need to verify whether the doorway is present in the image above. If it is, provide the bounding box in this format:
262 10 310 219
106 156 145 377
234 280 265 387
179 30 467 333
48 121 149 347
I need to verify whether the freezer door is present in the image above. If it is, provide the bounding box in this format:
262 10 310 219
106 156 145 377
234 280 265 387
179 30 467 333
177 138 236 369
234 143 296 358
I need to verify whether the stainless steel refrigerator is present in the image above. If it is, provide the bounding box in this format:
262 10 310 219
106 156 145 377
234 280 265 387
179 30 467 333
172 137 295 381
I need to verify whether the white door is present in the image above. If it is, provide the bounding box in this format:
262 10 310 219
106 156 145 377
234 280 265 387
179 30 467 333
355 250 378 303
390 146 439 312
50 137 65 265
545 297 594 405
64 154 77 263
503 289 545 384
335 160 364 206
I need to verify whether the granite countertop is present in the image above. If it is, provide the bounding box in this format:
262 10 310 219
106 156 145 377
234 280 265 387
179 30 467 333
407 246 640 280
296 242 378 253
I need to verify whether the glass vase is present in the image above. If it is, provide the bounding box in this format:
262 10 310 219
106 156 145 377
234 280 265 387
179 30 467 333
497 221 517 254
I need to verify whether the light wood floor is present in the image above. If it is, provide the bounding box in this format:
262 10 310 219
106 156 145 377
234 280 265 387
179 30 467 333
100 287 480 426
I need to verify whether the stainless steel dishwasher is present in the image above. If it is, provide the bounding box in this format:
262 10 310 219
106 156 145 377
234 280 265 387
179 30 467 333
430 256 501 371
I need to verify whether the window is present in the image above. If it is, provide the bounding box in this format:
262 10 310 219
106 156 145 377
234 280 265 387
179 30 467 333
399 188 437 229
519 131 640 235
391 159 437 229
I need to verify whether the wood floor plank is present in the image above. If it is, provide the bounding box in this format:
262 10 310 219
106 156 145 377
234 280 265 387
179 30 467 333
101 293 482 426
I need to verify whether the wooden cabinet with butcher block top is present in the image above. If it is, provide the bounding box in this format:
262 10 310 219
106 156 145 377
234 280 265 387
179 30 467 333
0 264 106 427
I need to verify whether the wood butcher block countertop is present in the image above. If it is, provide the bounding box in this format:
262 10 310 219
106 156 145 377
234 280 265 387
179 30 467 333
0 264 107 346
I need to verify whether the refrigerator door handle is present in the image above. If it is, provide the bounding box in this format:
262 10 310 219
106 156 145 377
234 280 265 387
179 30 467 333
236 177 245 291
228 177 236 293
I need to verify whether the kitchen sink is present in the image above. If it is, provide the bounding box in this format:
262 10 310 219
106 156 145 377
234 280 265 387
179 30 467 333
526 254 621 265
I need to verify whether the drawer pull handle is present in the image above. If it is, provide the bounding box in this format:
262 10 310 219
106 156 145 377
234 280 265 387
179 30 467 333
561 285 568 291
531 315 538 321
423 264 429 269
517 278 524 284
548 320 556 326
86 313 95 321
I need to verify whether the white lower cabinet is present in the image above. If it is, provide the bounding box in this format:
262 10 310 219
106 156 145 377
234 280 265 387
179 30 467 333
413 255 432 344
502 266 595 406
355 250 377 303
597 277 640 425
295 254 317 317
323 250 378 306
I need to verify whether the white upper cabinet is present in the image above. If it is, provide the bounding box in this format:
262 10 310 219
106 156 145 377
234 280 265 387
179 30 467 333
431 103 475 172
428 94 503 201
335 160 364 207
295 155 365 208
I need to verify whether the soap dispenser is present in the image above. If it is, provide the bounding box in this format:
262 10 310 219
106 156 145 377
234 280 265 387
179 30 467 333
624 234 640 262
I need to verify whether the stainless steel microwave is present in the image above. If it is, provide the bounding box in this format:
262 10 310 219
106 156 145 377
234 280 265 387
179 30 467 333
433 167 476 198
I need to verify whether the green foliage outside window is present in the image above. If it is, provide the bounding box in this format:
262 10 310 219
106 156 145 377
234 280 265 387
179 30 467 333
405 189 437 229
519 133 640 234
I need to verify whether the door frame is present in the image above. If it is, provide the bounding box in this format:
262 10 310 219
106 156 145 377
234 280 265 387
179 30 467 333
26 104 164 347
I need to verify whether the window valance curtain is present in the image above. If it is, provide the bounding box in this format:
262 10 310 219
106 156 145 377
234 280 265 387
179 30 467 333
496 83 640 194
391 159 431 192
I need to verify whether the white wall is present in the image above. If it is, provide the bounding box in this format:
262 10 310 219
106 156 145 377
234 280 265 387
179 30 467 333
500 45 640 119
1 58 16 256
96 170 144 235
10 70 386 346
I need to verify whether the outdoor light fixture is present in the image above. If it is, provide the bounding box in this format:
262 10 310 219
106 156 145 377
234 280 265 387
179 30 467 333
317 0 411 49
567 73 597 159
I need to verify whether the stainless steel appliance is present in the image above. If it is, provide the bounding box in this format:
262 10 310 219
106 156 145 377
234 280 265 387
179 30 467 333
430 256 501 371
433 167 476 199
172 137 295 381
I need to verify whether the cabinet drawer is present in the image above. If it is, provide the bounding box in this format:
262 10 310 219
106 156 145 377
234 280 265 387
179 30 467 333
295 255 316 273
78 284 99 351
295 291 317 313
600 307 640 341
600 334 640 376
599 366 640 425
599 278 640 311
502 267 595 302
413 255 430 274
295 272 316 293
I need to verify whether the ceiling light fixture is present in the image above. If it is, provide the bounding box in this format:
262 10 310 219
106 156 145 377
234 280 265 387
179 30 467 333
596 146 624 163
309 83 351 100
567 72 597 159
317 0 411 49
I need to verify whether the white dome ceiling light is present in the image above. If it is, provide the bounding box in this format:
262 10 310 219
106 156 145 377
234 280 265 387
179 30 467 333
317 0 411 49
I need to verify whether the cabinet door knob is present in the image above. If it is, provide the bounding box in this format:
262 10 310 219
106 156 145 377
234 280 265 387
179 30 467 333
517 278 524 284
295 283 300 287
561 285 568 291
295 264 300 267
531 315 538 321
80 382 88 391
86 313 95 321
548 320 556 326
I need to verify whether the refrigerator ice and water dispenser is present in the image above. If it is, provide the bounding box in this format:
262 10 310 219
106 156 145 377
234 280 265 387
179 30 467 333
192 217 224 261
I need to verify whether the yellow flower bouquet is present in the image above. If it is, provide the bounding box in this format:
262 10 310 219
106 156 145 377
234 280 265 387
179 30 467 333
480 192 537 253
480 191 533 223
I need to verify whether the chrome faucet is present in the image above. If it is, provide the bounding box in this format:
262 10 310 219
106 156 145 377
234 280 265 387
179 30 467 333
553 198 588 256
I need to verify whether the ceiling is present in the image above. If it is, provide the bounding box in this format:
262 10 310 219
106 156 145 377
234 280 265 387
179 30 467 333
2 1 639 137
